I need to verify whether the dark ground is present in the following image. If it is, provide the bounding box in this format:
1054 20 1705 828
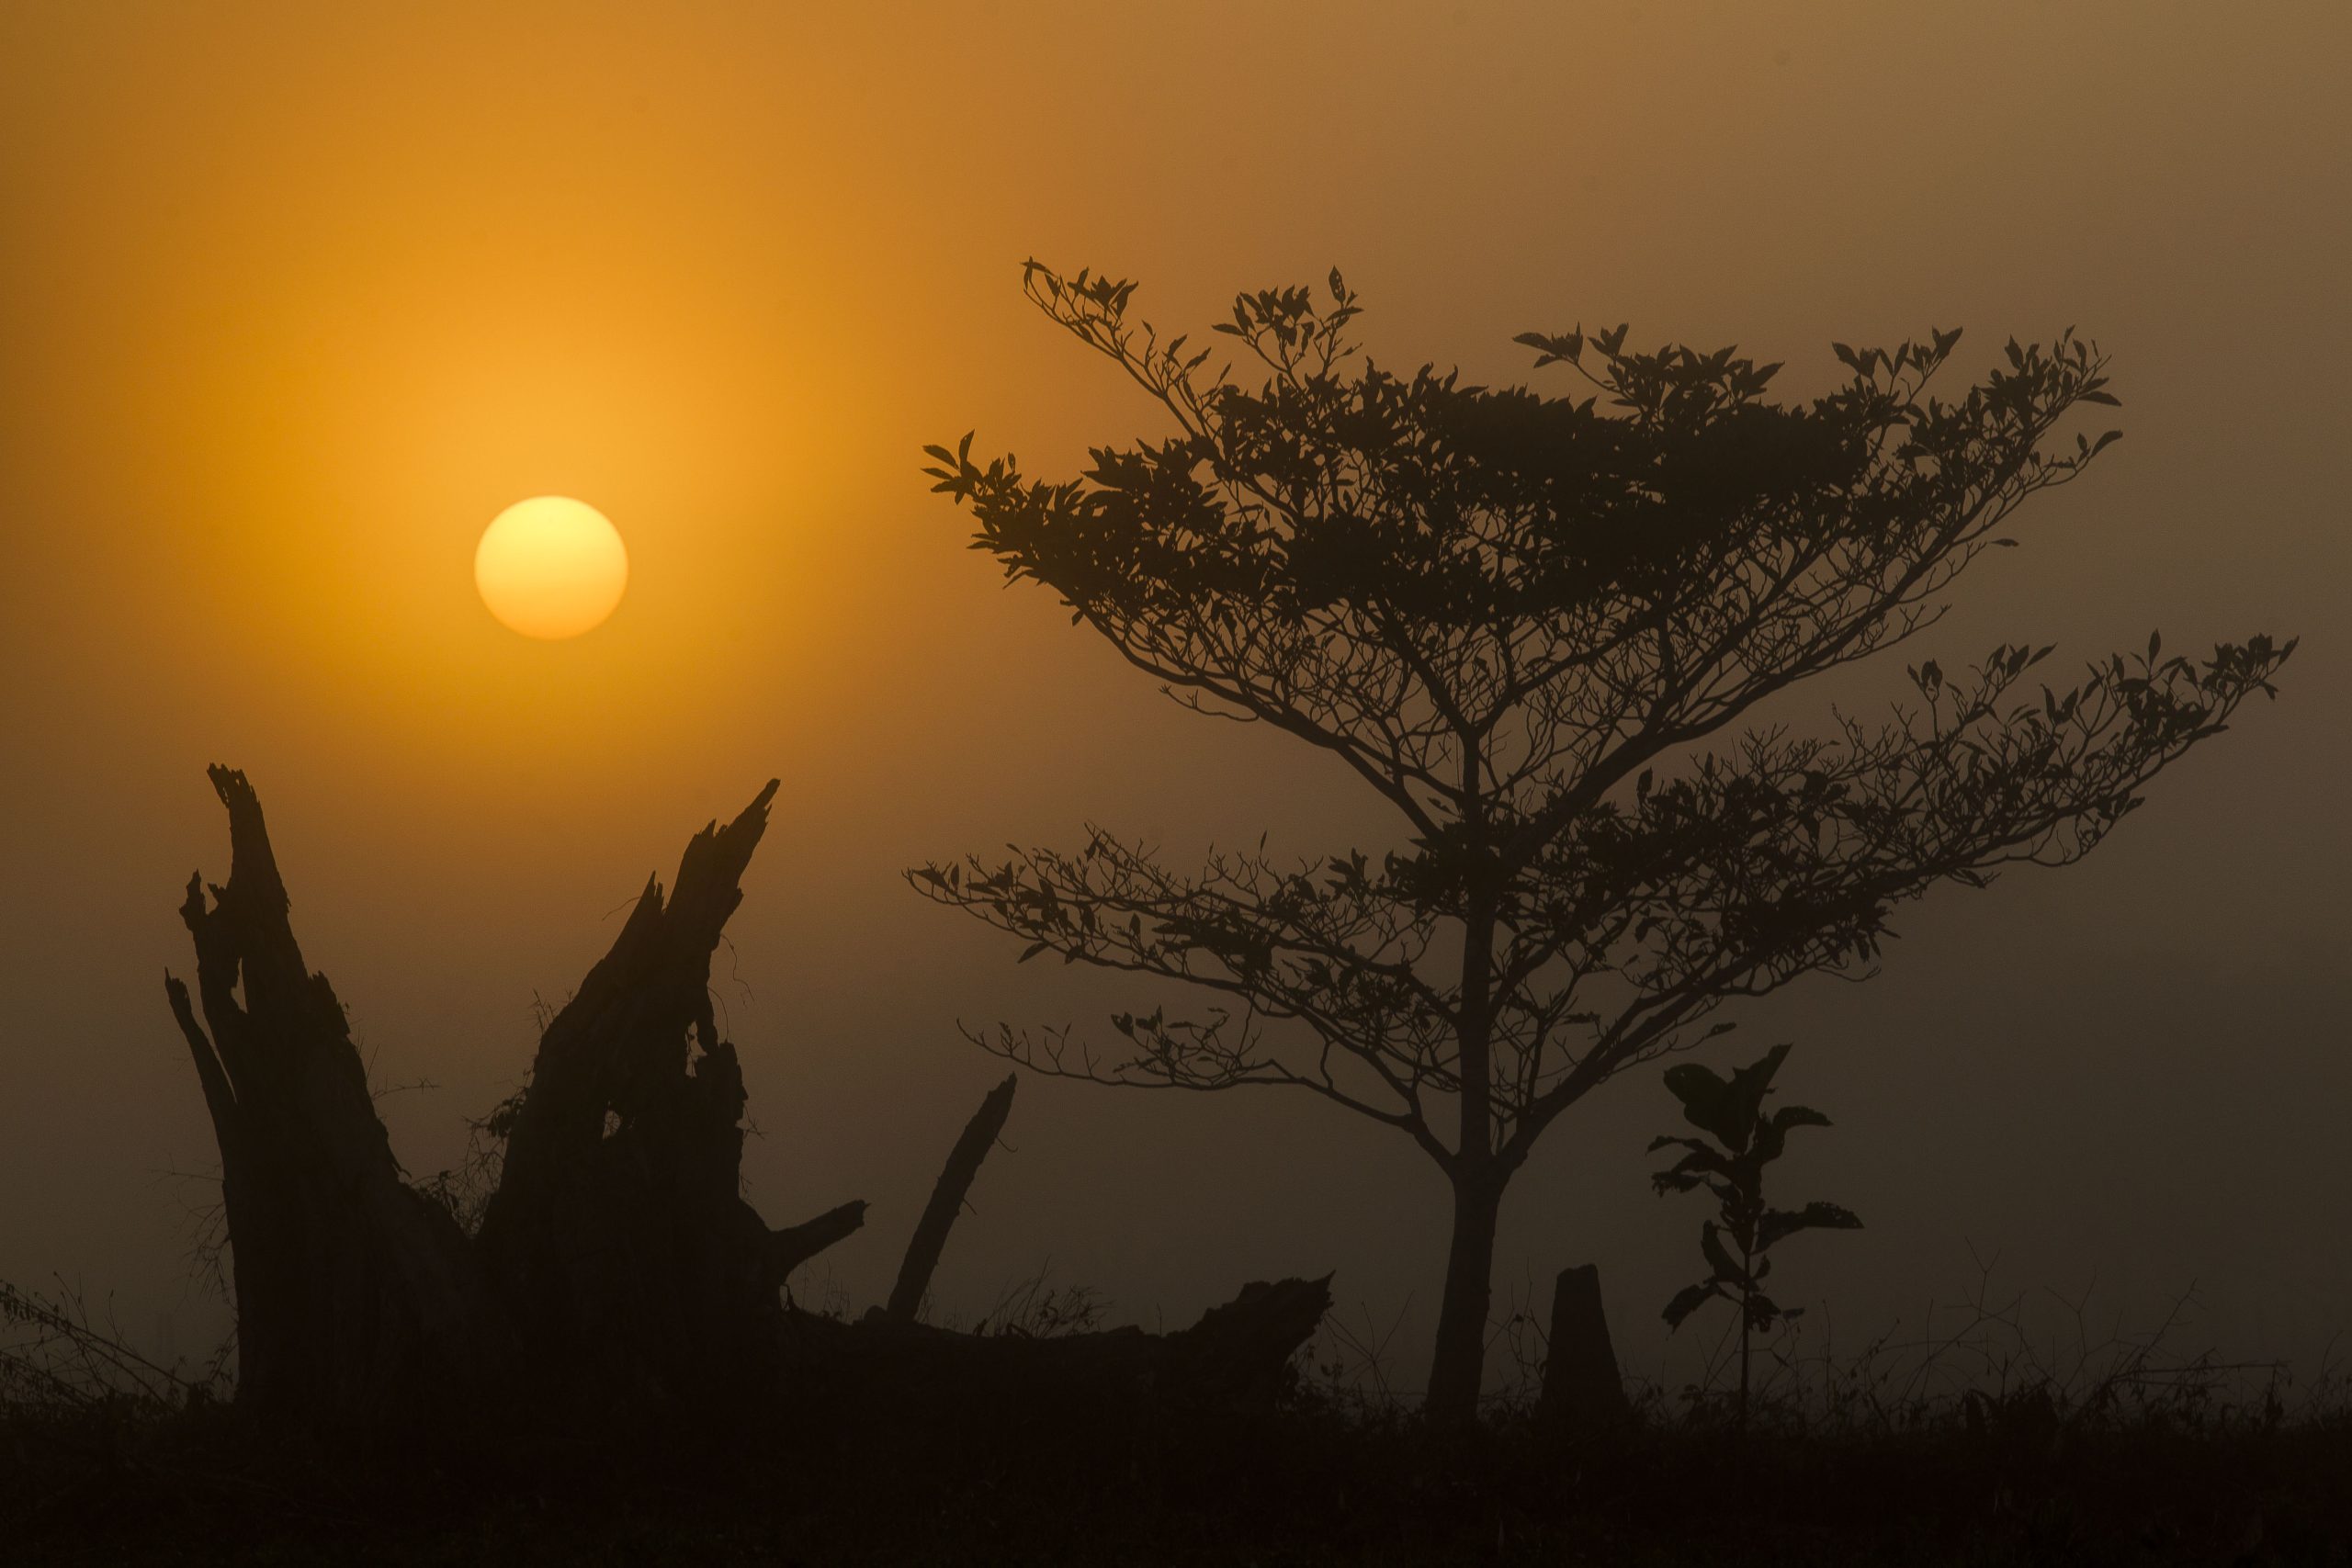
6 1385 2348 1566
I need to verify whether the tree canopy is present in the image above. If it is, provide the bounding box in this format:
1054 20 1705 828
915 262 2291 1418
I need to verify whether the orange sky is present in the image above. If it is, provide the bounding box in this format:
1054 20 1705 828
4 2 2346 1381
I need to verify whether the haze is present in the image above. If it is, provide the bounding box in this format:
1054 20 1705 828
2 2 2345 1385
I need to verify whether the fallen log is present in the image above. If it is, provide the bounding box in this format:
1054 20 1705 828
785 1274 1331 1433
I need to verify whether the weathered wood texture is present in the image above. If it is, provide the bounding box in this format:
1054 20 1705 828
164 769 1328 1439
164 766 491 1428
474 780 813 1408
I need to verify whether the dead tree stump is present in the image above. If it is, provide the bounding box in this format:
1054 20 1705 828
164 766 493 1429
162 767 1323 1444
1539 1262 1631 1433
475 779 855 1411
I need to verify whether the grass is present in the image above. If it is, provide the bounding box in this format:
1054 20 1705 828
5 1270 2348 1565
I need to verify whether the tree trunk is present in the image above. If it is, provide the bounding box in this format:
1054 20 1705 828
1423 1169 1502 1426
1427 867 1503 1429
163 766 493 1430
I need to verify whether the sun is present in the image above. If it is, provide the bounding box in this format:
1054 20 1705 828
474 496 629 638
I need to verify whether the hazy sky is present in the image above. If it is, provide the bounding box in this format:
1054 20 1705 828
4 2 2346 1389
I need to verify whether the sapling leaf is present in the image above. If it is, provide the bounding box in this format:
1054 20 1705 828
1647 1135 1733 1175
1664 1063 1740 1145
1662 1282 1718 1328
1663 1062 1728 1115
1758 1201 1864 1249
1717 1043 1793 1150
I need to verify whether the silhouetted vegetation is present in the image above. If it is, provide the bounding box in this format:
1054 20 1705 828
1650 1042 1860 1429
6 1259 2349 1564
0 763 2338 1560
0 261 2319 1561
140 766 1329 1462
916 262 2294 1422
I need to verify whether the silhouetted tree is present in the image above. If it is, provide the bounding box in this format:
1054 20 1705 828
913 263 2294 1425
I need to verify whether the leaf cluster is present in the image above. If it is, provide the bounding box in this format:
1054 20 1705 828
1650 1043 1860 1334
913 261 2294 1178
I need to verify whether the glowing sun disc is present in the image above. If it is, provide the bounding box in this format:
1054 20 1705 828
475 496 628 638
